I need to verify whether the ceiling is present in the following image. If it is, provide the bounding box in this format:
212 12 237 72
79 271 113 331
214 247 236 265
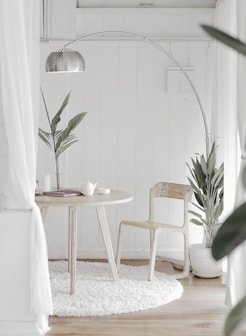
77 0 217 8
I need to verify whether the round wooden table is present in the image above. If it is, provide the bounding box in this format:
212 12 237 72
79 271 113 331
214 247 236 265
35 189 133 294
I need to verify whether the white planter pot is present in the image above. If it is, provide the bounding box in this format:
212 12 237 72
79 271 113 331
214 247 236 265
189 243 222 278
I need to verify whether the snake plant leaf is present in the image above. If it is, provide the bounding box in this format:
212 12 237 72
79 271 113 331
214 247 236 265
196 160 207 191
50 91 71 134
194 192 204 208
200 155 207 175
186 161 198 184
53 130 63 142
212 202 246 260
207 143 216 174
55 112 87 151
38 128 52 150
191 218 203 226
59 139 79 155
193 192 204 208
224 296 246 336
188 158 206 189
215 201 223 218
55 135 79 158
219 188 224 199
201 25 246 57
187 176 205 207
211 166 224 189
187 177 201 196
66 112 87 136
191 201 205 213
189 210 203 219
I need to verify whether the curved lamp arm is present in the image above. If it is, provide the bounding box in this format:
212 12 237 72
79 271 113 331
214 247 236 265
46 30 210 157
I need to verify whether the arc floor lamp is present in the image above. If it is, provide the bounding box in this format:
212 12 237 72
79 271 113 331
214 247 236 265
45 30 210 157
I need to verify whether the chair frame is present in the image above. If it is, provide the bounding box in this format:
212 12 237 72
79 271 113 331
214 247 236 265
116 182 193 280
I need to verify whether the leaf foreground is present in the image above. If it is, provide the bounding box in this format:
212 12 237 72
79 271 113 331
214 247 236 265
202 25 246 56
212 202 246 260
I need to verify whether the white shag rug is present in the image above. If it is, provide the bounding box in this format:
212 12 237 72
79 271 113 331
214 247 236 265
49 260 183 317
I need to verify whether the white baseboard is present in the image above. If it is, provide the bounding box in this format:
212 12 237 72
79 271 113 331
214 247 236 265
0 321 44 336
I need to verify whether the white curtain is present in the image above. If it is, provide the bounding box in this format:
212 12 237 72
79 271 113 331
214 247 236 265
0 0 52 333
226 0 246 306
213 0 239 219
214 0 246 307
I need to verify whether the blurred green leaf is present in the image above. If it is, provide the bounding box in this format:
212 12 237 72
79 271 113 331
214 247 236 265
202 25 246 56
224 296 246 336
212 202 246 260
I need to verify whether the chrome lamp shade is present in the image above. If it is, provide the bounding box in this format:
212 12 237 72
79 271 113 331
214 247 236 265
45 48 85 72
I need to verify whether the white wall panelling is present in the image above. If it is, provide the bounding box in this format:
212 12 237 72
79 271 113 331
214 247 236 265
39 5 215 259
0 212 41 335
74 8 214 39
76 0 217 9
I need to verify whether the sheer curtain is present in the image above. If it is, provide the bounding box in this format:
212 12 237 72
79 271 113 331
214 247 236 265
214 0 246 307
227 0 246 306
0 0 52 333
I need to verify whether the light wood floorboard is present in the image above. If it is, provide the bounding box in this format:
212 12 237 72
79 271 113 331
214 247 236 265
47 259 229 336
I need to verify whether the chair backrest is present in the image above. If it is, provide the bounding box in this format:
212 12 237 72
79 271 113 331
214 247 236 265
149 182 192 223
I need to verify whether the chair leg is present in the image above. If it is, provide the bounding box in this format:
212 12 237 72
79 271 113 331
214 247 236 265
150 229 154 251
173 232 190 279
149 229 159 281
183 231 190 277
116 222 123 269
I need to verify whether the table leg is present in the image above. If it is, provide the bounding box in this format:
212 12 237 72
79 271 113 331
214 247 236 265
69 206 77 295
96 206 119 281
39 205 49 229
68 208 72 273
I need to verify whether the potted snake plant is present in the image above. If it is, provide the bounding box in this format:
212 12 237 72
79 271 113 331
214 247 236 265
187 141 224 278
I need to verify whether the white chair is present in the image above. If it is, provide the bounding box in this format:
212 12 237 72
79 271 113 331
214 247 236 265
116 182 192 280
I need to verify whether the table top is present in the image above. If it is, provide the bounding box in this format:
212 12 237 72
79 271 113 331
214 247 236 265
35 189 133 207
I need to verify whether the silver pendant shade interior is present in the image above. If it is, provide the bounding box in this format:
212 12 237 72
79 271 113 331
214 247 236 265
44 30 209 157
45 48 85 72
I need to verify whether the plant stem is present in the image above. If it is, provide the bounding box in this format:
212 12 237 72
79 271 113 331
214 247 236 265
55 156 60 189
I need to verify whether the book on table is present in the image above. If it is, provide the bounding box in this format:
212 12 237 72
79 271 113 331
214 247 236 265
43 189 82 197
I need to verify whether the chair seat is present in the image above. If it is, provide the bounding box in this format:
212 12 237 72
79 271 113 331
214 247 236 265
121 220 185 231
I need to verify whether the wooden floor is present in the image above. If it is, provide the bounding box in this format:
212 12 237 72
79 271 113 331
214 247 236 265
47 259 229 336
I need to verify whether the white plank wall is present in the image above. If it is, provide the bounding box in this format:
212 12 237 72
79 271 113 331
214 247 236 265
38 5 215 260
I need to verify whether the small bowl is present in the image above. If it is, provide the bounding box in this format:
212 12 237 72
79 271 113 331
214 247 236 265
98 188 110 195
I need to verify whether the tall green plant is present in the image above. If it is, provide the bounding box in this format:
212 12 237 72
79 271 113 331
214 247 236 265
39 89 87 189
187 142 224 248
201 24 246 336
